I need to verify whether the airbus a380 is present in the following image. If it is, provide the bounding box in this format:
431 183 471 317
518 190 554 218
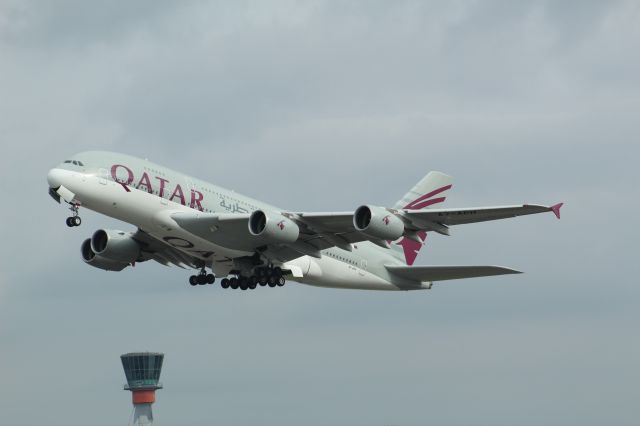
47 151 562 291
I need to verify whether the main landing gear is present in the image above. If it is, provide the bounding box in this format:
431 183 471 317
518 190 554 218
219 266 286 291
189 267 216 286
65 204 82 227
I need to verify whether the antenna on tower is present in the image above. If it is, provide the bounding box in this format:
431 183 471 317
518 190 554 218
120 352 164 426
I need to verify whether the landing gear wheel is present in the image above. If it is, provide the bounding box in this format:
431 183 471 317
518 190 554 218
66 204 81 227
273 267 282 278
268 277 277 287
239 277 248 290
230 278 239 289
277 277 285 286
259 277 267 286
197 274 207 285
249 282 257 290
207 274 215 284
189 275 198 286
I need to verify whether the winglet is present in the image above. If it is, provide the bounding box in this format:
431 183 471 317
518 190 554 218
550 203 563 219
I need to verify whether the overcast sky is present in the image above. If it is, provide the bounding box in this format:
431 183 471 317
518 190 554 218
1 1 639 425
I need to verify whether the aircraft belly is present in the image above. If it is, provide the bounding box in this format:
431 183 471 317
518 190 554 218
298 256 401 291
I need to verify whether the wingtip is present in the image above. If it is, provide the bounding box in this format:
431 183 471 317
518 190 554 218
550 202 563 219
492 266 523 275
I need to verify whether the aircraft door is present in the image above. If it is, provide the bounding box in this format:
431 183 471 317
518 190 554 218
99 168 108 185
359 259 367 276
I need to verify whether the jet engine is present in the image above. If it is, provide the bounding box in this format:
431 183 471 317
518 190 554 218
353 205 405 240
90 229 141 262
81 238 131 271
248 210 299 243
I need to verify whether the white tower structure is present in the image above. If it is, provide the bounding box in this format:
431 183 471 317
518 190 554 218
121 352 164 426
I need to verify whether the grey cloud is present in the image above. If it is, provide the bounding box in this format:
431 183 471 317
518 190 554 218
0 1 639 425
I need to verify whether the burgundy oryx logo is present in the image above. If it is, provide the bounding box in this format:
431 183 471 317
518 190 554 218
382 215 391 225
277 220 286 230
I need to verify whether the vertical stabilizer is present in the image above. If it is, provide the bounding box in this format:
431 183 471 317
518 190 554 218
390 172 453 265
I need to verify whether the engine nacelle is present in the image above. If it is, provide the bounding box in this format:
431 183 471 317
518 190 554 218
81 238 130 271
353 205 405 240
90 229 141 263
248 210 299 243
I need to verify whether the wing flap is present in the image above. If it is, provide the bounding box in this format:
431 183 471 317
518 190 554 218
386 265 522 282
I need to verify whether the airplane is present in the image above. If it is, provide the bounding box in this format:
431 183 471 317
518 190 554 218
47 151 563 291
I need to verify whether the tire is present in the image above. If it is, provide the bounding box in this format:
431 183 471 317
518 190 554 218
197 274 207 285
239 277 248 290
189 275 198 286
268 280 277 288
277 277 285 286
207 274 215 284
273 267 282 278
66 217 74 227
249 282 257 290
259 277 267 286
73 216 82 226
221 278 229 289
230 278 238 289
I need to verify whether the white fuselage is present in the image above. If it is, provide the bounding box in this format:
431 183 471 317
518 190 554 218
47 152 412 290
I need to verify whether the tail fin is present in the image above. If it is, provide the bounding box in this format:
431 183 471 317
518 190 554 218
390 171 453 265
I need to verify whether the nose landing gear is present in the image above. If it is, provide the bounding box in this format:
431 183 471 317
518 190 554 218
66 204 82 227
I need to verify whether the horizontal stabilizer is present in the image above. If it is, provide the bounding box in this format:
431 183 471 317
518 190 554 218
386 265 522 283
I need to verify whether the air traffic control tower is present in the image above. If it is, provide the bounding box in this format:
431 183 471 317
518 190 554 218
121 352 164 426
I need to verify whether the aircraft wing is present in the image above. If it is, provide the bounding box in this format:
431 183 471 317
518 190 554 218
133 229 201 269
170 211 367 260
397 203 563 235
168 201 562 262
386 264 522 283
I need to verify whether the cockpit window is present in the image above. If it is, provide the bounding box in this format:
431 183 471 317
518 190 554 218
77 161 84 166
64 160 72 164
72 161 78 165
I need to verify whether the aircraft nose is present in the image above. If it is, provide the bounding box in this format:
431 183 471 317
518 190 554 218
47 168 64 188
